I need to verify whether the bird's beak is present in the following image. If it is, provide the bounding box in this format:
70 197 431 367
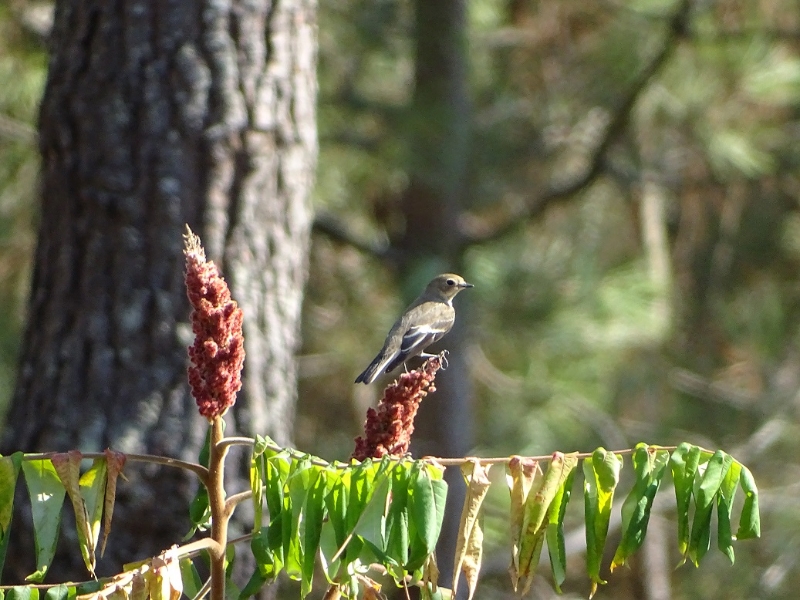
461 282 474 289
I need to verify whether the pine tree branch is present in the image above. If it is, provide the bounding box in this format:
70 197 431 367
458 0 691 247
312 210 396 260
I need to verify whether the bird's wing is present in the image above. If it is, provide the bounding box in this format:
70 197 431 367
356 301 455 383
377 302 454 374
399 321 447 355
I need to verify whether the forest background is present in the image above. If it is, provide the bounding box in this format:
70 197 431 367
1 0 799 599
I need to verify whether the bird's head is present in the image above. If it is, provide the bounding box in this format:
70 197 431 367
427 273 474 301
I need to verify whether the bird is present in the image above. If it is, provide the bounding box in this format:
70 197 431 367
355 273 474 384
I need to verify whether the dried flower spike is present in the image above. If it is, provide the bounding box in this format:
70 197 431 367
352 355 444 460
184 226 245 420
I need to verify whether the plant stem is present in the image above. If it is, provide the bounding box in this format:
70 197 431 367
208 416 230 600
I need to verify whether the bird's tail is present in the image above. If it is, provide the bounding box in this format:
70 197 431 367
354 354 386 384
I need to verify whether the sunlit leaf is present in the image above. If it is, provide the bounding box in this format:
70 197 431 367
0 452 22 579
301 469 327 598
22 459 67 583
716 460 742 564
79 458 108 563
178 557 203 600
517 452 578 595
452 460 492 600
353 468 393 559
546 463 576 592
736 466 760 540
285 457 315 580
583 448 622 598
506 457 539 591
689 450 733 566
407 463 448 572
670 442 701 562
384 464 411 574
611 444 669 570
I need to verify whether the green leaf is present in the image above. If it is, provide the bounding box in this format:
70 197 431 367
736 466 760 540
670 443 701 561
407 463 448 572
251 527 281 581
186 427 213 538
250 449 266 533
716 461 741 564
320 469 348 579
285 457 315 580
546 464 576 592
611 444 670 571
187 486 211 539
21 459 67 583
0 453 22 579
343 460 377 565
179 557 203 599
43 585 72 600
79 459 108 560
7 587 38 600
258 449 290 579
688 451 733 566
239 569 267 600
225 544 240 599
301 469 327 598
353 469 393 559
385 464 412 573
583 448 623 597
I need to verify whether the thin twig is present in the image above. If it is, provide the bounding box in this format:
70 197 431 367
312 211 394 260
459 0 691 247
225 490 253 516
21 451 209 485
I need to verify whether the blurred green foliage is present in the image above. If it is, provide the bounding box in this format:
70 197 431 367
0 3 46 414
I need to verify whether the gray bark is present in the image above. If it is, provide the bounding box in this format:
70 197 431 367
1 0 316 583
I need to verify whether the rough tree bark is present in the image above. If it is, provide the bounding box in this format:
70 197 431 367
1 0 316 583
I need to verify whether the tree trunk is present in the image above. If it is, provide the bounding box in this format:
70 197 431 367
1 0 316 583
401 0 472 590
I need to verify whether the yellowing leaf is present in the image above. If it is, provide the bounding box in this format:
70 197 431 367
148 548 183 600
452 460 492 600
506 456 539 590
102 450 126 558
517 452 578 595
52 451 97 577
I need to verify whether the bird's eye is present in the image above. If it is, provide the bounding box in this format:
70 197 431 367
446 279 455 286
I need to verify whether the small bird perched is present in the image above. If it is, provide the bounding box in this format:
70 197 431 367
355 273 474 384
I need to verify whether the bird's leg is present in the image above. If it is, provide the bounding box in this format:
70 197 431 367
438 349 450 370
